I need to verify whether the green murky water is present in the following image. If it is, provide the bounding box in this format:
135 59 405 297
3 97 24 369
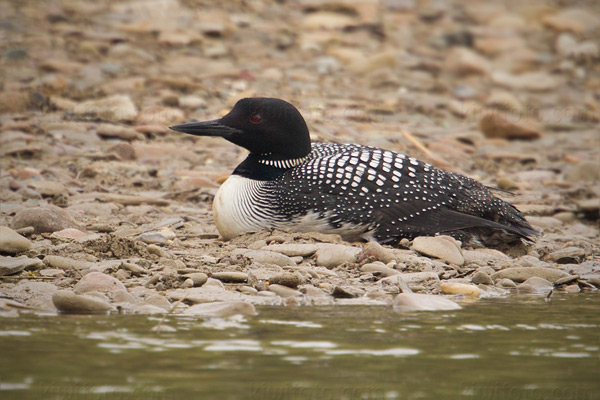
1 294 599 400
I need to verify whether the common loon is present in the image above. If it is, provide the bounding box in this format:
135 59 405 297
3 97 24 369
171 98 538 246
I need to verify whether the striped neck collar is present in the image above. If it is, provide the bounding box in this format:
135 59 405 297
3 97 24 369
257 156 308 169
233 154 308 180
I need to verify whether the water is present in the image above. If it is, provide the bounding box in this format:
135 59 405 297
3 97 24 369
1 294 598 400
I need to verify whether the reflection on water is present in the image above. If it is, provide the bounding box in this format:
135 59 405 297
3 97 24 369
1 294 598 400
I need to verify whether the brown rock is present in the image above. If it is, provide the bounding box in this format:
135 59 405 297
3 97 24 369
479 112 541 140
12 205 84 234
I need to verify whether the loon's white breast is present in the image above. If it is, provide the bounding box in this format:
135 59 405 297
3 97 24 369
212 174 270 240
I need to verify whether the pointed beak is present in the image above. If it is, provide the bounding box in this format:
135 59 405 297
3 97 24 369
169 119 241 139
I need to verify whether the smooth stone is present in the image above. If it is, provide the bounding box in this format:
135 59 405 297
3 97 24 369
167 283 243 304
463 249 510 265
51 228 87 239
471 271 493 285
268 284 302 298
9 281 57 309
137 232 168 244
412 236 464 266
0 226 32 254
0 255 42 276
74 271 127 293
360 241 396 264
314 244 361 269
112 289 136 303
563 284 581 293
360 262 401 277
43 255 91 270
73 94 137 122
491 267 569 283
181 278 194 288
547 247 586 264
332 285 365 299
497 278 517 288
444 46 491 76
440 282 481 297
121 262 145 276
12 205 84 234
393 293 461 312
381 272 440 290
269 272 304 288
236 249 297 266
144 294 171 311
517 277 553 294
479 112 541 140
183 272 208 286
129 304 168 314
260 243 318 257
211 271 248 283
184 301 256 317
52 290 112 314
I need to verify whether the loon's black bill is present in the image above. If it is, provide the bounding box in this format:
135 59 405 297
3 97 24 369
170 120 240 138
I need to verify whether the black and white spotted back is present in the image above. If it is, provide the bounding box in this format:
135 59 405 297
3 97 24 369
252 142 536 245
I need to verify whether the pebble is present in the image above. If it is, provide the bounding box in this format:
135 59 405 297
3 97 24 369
74 271 127 293
9 281 57 309
563 284 581 293
471 271 493 285
0 226 32 254
440 282 481 297
565 161 599 183
360 262 400 277
183 272 208 287
547 247 585 264
478 112 541 140
463 249 510 266
27 180 68 197
52 290 112 314
73 95 138 122
144 294 172 311
497 278 517 288
268 284 302 298
491 267 568 284
107 142 137 160
269 272 304 288
542 8 599 32
360 242 396 264
121 262 145 276
112 289 136 304
130 304 169 314
517 277 553 294
260 243 318 257
381 272 440 290
12 205 84 234
184 301 256 317
492 71 560 91
412 235 464 266
332 285 364 299
576 198 599 218
0 255 42 276
236 249 297 266
43 255 91 270
444 47 491 76
393 293 461 312
137 231 169 244
97 124 144 141
314 244 362 269
211 271 248 283
51 228 87 239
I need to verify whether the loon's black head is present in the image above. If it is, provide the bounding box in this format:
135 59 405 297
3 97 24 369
170 98 312 160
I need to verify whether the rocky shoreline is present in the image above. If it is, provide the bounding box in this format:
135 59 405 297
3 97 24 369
1 0 599 316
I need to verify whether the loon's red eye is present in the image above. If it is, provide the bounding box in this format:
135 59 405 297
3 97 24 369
250 114 262 124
